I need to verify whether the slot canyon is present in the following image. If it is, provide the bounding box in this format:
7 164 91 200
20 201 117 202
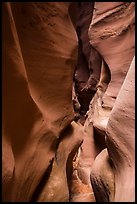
2 2 135 202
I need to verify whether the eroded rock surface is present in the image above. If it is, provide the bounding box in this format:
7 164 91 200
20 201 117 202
74 2 102 114
88 2 135 134
90 56 135 202
72 2 135 202
2 2 135 202
2 2 80 201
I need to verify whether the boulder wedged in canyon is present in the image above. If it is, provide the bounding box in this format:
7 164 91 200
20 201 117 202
2 2 80 201
90 56 135 202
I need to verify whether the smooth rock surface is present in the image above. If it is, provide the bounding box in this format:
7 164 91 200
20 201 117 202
90 57 135 202
2 2 79 201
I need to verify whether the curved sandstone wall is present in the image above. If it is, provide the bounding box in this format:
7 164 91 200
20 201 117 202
2 2 82 201
2 2 135 202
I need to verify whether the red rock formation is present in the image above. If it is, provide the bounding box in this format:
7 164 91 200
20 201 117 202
86 2 135 201
90 56 135 202
82 2 135 159
2 2 82 201
74 2 102 114
88 2 135 134
2 2 135 202
36 122 83 202
72 2 135 202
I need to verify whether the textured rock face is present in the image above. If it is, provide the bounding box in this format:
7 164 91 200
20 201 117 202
88 2 135 133
90 56 135 202
2 2 82 201
85 2 135 201
74 2 102 114
36 122 83 202
106 57 135 201
73 2 135 202
2 2 135 202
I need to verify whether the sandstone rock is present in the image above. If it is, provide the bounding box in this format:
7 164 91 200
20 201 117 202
74 2 102 113
90 56 135 201
90 149 115 202
106 57 135 201
2 2 78 201
88 2 135 134
2 2 135 202
76 3 135 202
37 122 83 202
69 148 95 202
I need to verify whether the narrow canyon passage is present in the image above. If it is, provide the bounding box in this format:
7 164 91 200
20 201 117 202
2 2 135 202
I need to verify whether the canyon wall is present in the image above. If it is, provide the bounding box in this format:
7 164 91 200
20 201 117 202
2 2 135 202
88 2 135 134
86 2 135 202
74 2 102 115
2 2 82 201
73 2 135 202
90 56 135 202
